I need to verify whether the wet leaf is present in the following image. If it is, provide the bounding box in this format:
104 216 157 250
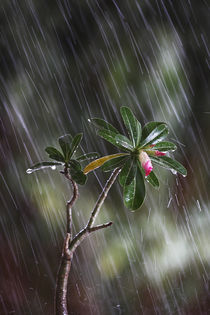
98 129 133 151
120 106 142 147
58 134 72 161
76 152 99 162
115 134 134 151
83 153 127 174
70 168 87 185
123 166 145 210
68 133 83 160
140 124 169 148
141 122 167 141
151 156 187 176
152 141 177 152
102 155 128 172
68 159 87 185
91 118 118 133
26 162 63 174
146 171 159 188
45 147 65 162
119 158 136 186
69 159 82 170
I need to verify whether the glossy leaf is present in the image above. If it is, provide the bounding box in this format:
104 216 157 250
115 134 134 151
119 158 136 187
120 106 142 147
45 147 65 162
58 134 72 161
91 118 118 133
69 159 82 170
101 156 128 172
76 152 99 162
152 141 177 152
68 159 86 185
140 124 169 148
68 133 83 160
151 156 187 176
83 153 128 174
146 171 159 188
70 169 87 185
26 162 63 174
98 129 133 151
141 122 167 141
123 166 145 210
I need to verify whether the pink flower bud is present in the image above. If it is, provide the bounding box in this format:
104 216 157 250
155 150 166 156
139 151 153 177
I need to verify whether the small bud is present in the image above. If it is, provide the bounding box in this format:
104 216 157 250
155 150 166 156
139 151 153 177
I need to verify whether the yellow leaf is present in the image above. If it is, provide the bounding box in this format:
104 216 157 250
83 153 128 174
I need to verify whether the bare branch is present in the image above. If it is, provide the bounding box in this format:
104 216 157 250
64 167 79 238
68 168 121 256
55 168 78 315
86 167 121 229
89 221 113 232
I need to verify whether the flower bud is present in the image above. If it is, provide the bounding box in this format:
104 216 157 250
139 151 153 176
155 150 166 156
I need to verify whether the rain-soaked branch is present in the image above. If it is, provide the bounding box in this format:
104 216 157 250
69 167 121 254
55 167 121 315
63 168 79 237
55 168 78 315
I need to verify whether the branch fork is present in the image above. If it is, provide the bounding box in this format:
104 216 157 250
55 167 121 315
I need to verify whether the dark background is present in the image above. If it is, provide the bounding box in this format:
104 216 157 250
0 0 210 314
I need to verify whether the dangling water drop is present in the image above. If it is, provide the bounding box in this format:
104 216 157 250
170 169 177 175
26 168 33 174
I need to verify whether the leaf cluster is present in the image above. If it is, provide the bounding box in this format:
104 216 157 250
84 107 187 210
27 106 187 210
26 134 98 185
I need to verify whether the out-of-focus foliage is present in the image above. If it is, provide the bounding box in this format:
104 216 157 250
0 0 210 314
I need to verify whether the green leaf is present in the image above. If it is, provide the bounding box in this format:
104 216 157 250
70 168 87 185
115 134 134 151
91 118 118 133
151 156 187 177
45 147 65 162
119 158 137 187
26 162 63 174
69 159 81 170
98 129 133 151
152 141 177 152
123 166 145 210
141 122 167 141
140 124 169 148
58 134 72 160
146 171 159 188
120 106 142 147
68 133 83 160
68 159 87 185
102 155 128 172
83 153 128 174
76 152 99 162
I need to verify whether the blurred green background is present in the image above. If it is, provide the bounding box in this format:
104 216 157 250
1 0 210 314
